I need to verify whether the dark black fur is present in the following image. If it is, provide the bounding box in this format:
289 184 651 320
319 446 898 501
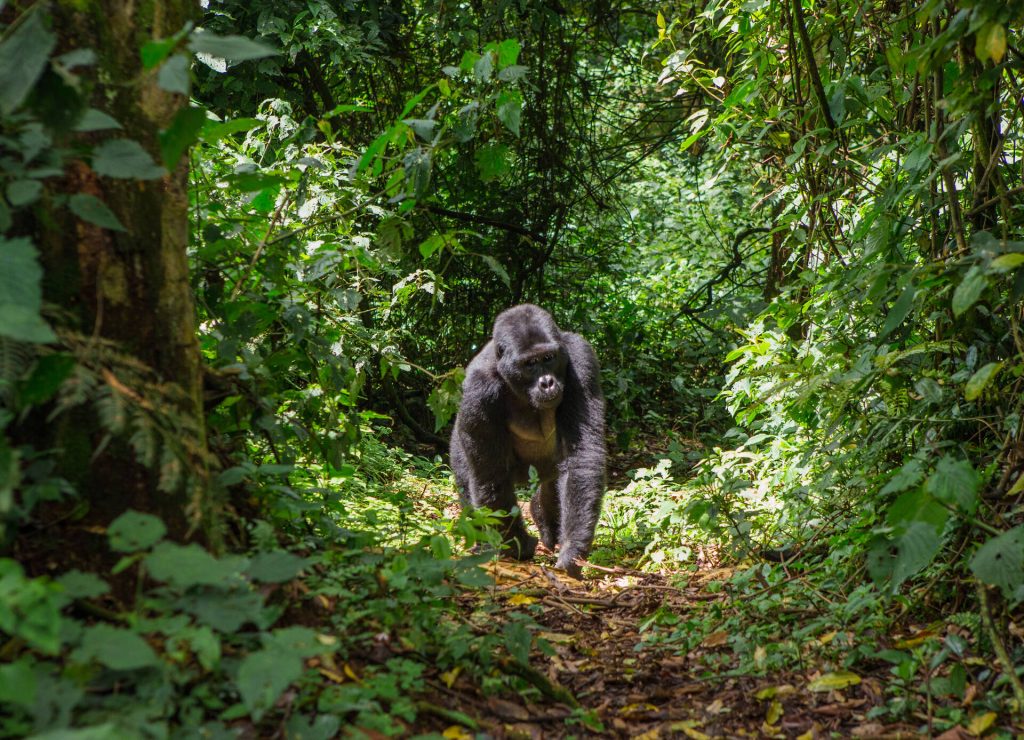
450 304 606 578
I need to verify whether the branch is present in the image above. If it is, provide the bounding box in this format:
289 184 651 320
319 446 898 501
791 0 836 132
426 204 546 243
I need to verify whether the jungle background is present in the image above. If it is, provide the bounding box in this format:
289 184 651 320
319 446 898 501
2 0 1024 737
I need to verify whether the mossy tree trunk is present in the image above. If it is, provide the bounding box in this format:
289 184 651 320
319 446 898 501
27 1 214 543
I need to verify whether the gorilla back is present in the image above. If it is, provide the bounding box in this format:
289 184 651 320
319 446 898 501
450 304 606 578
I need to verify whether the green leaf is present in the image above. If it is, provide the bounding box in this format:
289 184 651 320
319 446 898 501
200 117 262 144
496 90 522 137
145 542 247 587
159 106 207 168
247 551 309 583
482 255 510 287
179 587 265 632
91 139 167 180
496 38 521 68
964 361 1002 401
264 626 328 658
975 23 1007 64
886 489 947 530
419 234 447 259
926 456 979 514
141 36 180 69
236 649 303 720
74 108 122 132
970 527 1024 599
952 266 987 317
0 659 37 708
891 521 943 588
108 510 167 552
473 53 493 82
990 253 1024 272
475 142 509 182
7 179 42 207
56 570 109 600
20 353 75 405
880 286 915 338
879 460 923 496
0 9 56 114
68 194 126 231
157 53 190 95
188 30 277 63
503 620 531 664
76 624 159 671
0 237 56 343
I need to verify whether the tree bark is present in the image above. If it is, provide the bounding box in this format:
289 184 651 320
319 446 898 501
22 1 212 542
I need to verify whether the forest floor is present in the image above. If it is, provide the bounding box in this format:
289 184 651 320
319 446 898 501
418 553 943 740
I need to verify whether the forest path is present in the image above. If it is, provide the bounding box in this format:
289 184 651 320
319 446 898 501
425 556 931 739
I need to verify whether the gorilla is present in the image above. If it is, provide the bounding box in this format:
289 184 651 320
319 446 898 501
450 304 606 578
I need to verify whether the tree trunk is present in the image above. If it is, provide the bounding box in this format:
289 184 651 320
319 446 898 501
18 1 213 543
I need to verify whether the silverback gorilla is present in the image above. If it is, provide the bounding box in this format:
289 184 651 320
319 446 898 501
450 304 606 579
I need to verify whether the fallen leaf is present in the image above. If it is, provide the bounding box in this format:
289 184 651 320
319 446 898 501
705 698 726 715
967 712 997 736
632 728 661 740
702 630 729 648
669 721 710 740
440 666 461 688
807 671 861 692
756 684 796 700
507 593 538 606
818 630 837 644
619 702 659 716
766 700 783 725
442 727 472 740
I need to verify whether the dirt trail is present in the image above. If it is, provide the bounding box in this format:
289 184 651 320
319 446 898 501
417 559 913 739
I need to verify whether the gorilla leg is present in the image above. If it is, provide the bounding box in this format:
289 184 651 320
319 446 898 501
529 481 560 550
470 478 537 560
555 465 605 578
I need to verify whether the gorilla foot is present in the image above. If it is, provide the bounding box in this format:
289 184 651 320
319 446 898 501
555 549 586 579
508 533 538 561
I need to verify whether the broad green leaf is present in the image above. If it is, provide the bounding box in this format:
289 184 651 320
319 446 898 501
964 362 1002 401
264 626 328 657
990 253 1024 272
475 142 509 182
886 489 947 530
145 542 247 587
247 551 309 583
56 570 109 600
418 234 446 259
236 649 303 719
187 30 277 63
68 194 126 232
157 53 190 94
473 53 493 82
179 588 265 632
74 108 122 132
869 521 943 589
7 180 42 207
0 237 56 343
952 266 987 317
0 660 36 708
20 353 75 405
91 139 166 180
159 106 207 168
970 527 1024 599
76 624 159 670
108 510 167 552
200 117 262 144
503 620 531 664
926 456 979 514
879 460 923 496
141 37 179 70
0 9 56 114
881 286 915 338
914 377 943 404
0 559 62 653
807 672 861 692
496 90 522 137
459 50 481 73
496 38 521 68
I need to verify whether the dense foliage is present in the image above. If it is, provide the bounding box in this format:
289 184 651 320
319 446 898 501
2 0 1024 736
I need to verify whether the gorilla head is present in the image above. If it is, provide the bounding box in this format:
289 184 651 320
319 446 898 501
493 305 567 410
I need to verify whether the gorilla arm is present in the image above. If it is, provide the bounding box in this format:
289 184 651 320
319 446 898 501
450 347 539 559
553 332 607 577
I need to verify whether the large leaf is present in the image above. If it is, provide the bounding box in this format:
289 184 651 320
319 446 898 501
970 527 1024 601
868 521 943 590
0 9 56 114
108 510 166 552
68 194 126 232
880 286 915 338
0 237 56 343
964 362 1001 401
926 456 979 515
92 139 166 180
145 542 247 588
76 624 159 671
159 106 207 168
188 30 277 63
952 266 987 317
496 90 522 137
236 649 303 720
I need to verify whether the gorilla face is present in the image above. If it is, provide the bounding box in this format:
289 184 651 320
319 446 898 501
494 306 567 410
